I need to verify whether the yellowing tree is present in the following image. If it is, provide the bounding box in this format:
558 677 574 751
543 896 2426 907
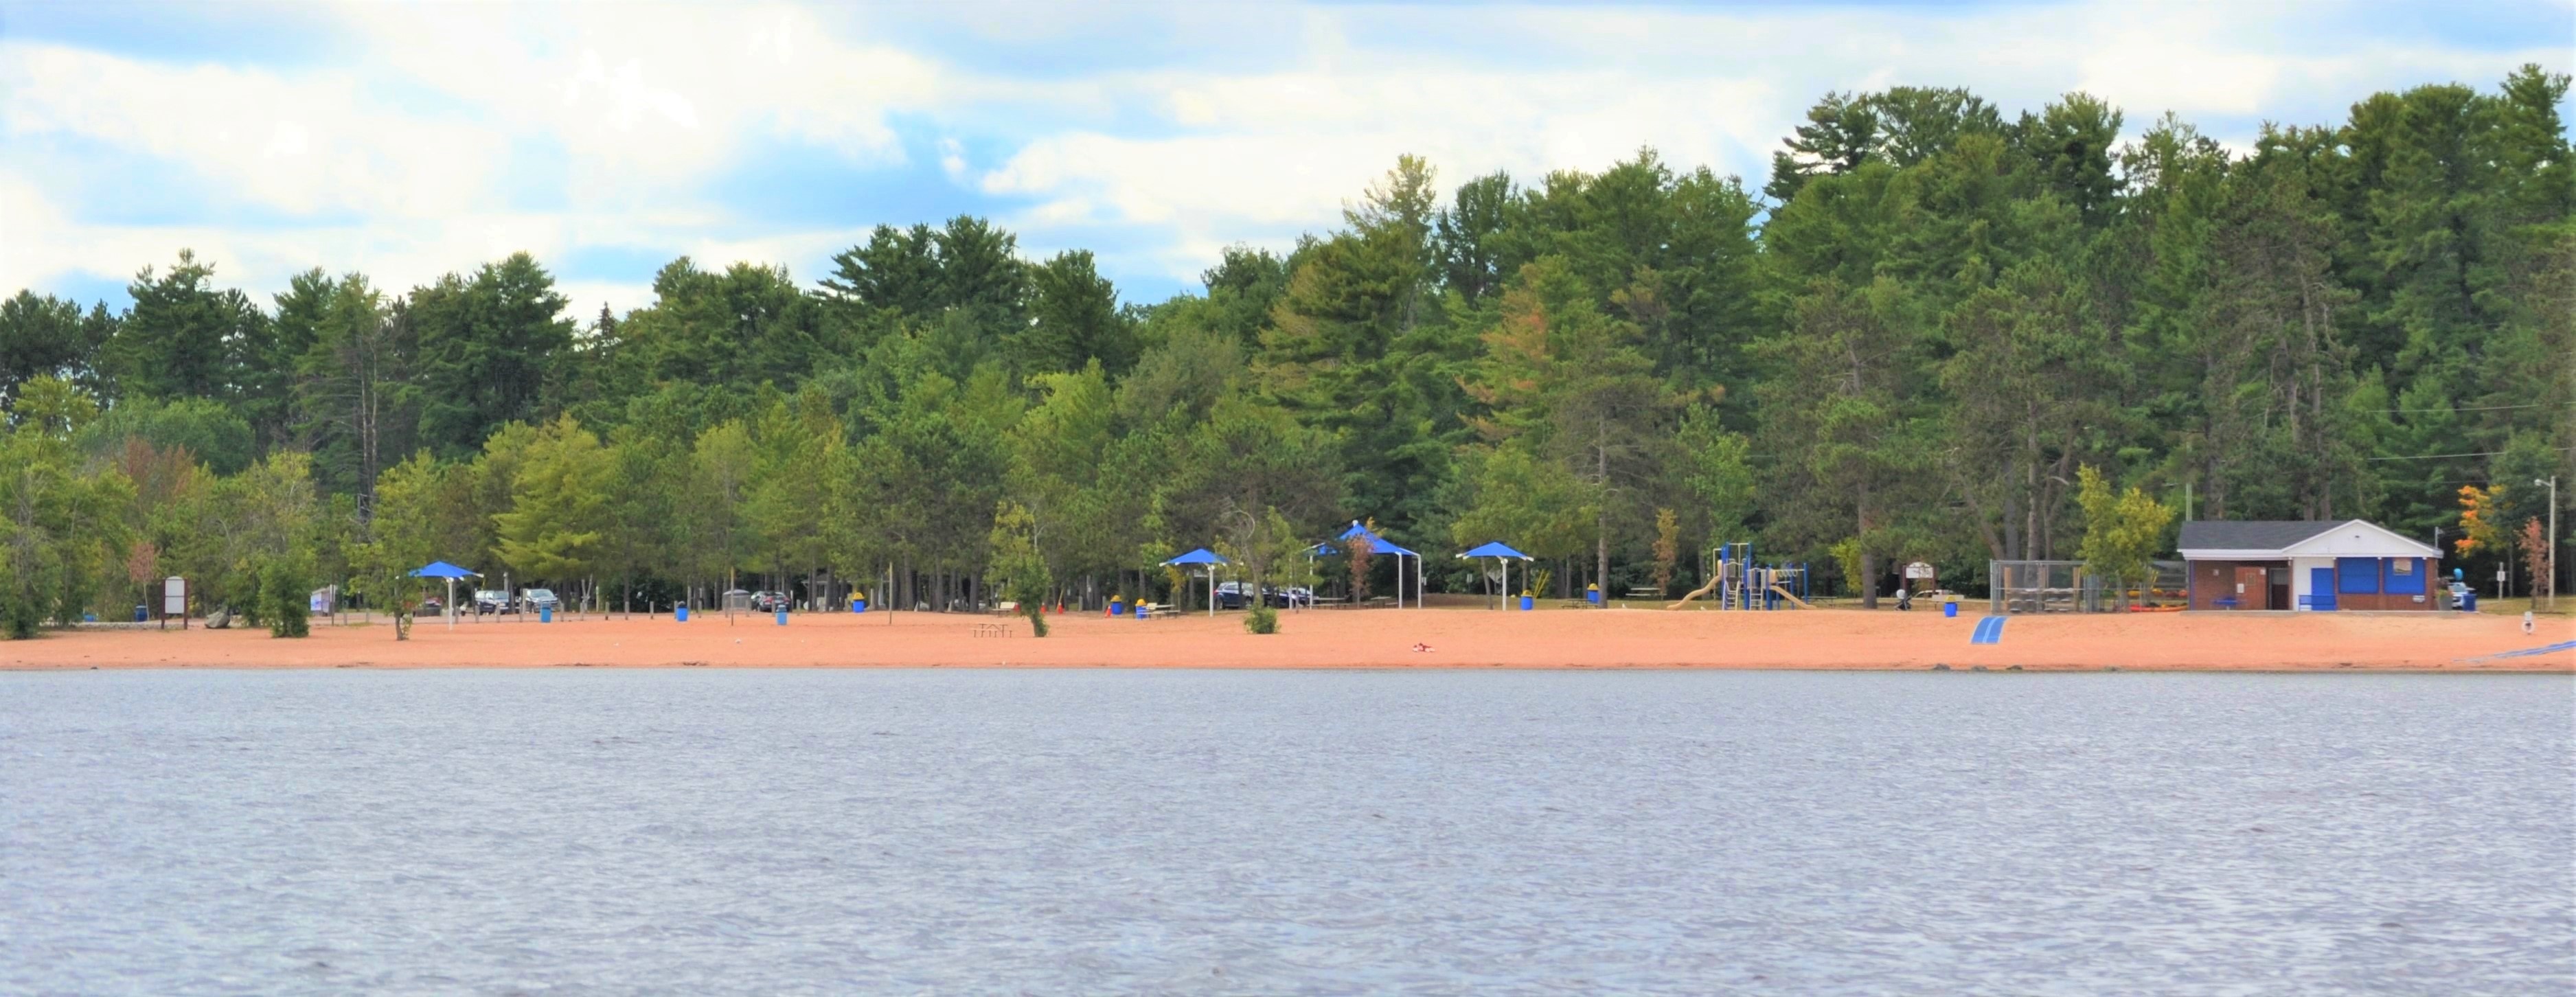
2454 485 2511 557
2075 465 2176 588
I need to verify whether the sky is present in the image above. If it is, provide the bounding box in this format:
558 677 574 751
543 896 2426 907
2 0 2569 317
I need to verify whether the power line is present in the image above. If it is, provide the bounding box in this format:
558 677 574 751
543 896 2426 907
2376 402 2549 413
2368 446 2576 461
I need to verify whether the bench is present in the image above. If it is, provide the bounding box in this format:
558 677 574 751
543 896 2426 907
989 601 1019 616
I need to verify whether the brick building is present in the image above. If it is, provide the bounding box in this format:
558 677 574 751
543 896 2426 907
2177 520 2443 612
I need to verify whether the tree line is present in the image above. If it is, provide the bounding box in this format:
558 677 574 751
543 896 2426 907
3 68 2569 636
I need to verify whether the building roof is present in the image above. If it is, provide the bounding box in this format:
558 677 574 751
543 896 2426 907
2178 521 2343 551
2177 519 2441 559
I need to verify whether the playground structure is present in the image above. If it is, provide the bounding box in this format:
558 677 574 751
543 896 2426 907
1671 542 1811 610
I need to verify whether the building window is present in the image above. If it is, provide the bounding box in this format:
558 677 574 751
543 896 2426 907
2385 558 2425 595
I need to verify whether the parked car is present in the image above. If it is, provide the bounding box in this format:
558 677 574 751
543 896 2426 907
518 588 560 613
474 588 514 615
749 591 793 612
417 596 444 616
1216 582 1308 609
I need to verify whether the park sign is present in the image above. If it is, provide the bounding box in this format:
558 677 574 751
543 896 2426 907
163 577 186 617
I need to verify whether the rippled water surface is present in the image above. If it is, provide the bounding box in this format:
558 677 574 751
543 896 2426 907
3 669 2570 994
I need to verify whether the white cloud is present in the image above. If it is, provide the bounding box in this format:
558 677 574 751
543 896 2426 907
1 0 2565 306
1 41 503 220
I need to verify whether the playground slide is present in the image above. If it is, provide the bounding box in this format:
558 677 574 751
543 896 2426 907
1766 584 1814 610
1667 579 1721 610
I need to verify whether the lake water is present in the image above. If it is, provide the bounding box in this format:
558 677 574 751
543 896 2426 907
3 669 2569 994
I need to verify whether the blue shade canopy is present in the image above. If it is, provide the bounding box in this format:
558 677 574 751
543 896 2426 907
1458 542 1531 560
409 561 479 578
1334 521 1418 558
1163 548 1230 566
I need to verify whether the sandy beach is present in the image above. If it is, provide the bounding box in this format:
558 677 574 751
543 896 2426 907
5 605 2567 672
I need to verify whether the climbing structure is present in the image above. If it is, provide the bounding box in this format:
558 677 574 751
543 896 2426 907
1669 542 1810 610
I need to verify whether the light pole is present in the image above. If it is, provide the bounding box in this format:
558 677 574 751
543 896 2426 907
2537 476 2559 608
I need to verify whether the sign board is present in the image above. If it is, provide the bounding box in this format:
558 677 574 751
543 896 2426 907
1903 561 1935 580
2497 568 2508 582
162 577 186 616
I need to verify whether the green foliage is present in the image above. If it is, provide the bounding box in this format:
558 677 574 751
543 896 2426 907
1 385 136 634
411 253 573 459
161 450 314 617
0 290 113 411
1244 602 1279 634
260 553 312 638
73 396 255 474
2075 466 2178 584
985 501 1051 637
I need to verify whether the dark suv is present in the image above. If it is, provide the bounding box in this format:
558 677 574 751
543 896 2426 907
749 591 792 612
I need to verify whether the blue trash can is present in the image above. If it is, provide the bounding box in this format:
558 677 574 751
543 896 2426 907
852 597 867 612
1943 600 1959 618
776 610 788 626
2462 592 2477 612
135 605 148 622
1586 584 1602 605
1135 603 1150 619
539 605 552 623
675 604 689 622
1519 595 1534 611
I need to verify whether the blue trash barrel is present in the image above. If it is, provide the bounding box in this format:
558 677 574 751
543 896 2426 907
135 604 148 622
2462 592 2477 612
1519 595 1534 611
1586 584 1601 604
539 605 552 623
1943 601 1959 618
675 604 689 622
1135 603 1150 619
775 609 788 626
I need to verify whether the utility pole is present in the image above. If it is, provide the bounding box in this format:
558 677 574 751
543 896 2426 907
2538 476 2559 609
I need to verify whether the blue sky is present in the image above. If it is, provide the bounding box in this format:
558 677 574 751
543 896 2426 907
3 1 2568 315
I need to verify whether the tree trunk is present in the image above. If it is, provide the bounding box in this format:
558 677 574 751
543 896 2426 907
1857 480 1878 609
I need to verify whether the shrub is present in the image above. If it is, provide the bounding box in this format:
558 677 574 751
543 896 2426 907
261 558 310 639
1244 602 1279 634
3 596 38 640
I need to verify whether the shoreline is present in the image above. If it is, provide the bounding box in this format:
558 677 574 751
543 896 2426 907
5 608 2567 673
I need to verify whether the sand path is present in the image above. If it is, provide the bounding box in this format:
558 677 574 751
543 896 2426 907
6 606 2568 672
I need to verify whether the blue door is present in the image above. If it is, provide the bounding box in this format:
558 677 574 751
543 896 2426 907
2308 567 2337 610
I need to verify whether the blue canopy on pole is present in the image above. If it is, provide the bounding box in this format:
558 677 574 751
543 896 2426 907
1325 520 1424 608
1163 549 1229 617
1456 542 1530 609
407 562 478 630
